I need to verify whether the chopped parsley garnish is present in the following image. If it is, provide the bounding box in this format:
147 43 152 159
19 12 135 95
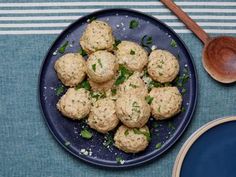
80 129 93 139
97 58 103 68
146 36 153 44
55 85 64 96
147 79 172 91
133 128 151 141
91 91 106 100
92 64 96 72
181 88 186 94
168 122 175 130
103 133 114 147
88 16 96 23
129 83 137 88
181 107 186 112
170 39 177 48
141 35 153 50
111 88 117 96
115 65 133 86
145 95 154 104
155 142 162 149
124 129 129 136
158 106 161 113
58 41 69 54
116 156 124 164
153 122 158 128
76 80 91 91
78 48 87 57
113 39 121 50
175 68 189 88
130 49 135 55
129 20 139 29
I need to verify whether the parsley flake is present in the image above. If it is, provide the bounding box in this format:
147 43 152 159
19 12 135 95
124 129 129 136
145 95 154 104
55 85 64 96
170 39 177 48
115 65 133 86
76 80 91 91
111 88 117 96
133 128 151 141
130 49 135 55
78 48 87 57
97 58 103 68
80 129 93 139
92 64 96 72
113 39 121 50
58 41 69 54
156 142 162 149
129 20 139 29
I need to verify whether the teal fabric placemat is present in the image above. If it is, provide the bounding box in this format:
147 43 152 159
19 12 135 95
0 0 236 176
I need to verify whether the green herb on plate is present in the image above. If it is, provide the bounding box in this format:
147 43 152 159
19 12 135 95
170 39 177 48
133 128 151 141
129 20 139 29
98 58 103 68
78 48 87 57
168 122 175 130
130 49 135 55
145 95 154 104
76 80 91 91
124 129 129 136
116 156 125 164
113 39 121 50
91 91 106 100
155 142 162 149
111 88 117 96
80 129 93 139
115 65 133 86
55 85 64 96
58 41 69 54
92 64 96 72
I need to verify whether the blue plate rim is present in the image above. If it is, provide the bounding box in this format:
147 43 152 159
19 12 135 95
172 116 236 177
38 8 198 168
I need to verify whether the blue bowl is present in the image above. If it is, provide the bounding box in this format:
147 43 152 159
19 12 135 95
39 8 197 168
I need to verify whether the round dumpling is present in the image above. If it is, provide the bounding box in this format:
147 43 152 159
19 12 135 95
54 53 86 87
86 50 118 83
149 87 182 120
117 72 148 97
116 93 150 128
114 41 148 72
114 125 150 153
88 98 119 133
57 88 91 120
80 20 115 54
147 50 179 83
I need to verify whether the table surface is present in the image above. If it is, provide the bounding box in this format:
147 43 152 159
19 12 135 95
0 0 236 177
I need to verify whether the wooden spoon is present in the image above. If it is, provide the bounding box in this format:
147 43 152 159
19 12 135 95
160 0 236 83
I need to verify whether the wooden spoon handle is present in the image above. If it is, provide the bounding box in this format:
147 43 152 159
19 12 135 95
160 0 210 44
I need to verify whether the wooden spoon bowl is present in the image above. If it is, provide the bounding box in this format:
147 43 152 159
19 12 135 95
203 36 236 83
161 0 236 83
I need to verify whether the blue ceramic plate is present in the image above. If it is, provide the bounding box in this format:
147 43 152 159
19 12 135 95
173 116 236 177
39 8 197 168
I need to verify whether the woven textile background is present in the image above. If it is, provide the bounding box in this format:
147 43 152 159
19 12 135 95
0 0 236 177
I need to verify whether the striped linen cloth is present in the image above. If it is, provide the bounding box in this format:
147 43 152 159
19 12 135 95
0 0 236 34
0 1 236 177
